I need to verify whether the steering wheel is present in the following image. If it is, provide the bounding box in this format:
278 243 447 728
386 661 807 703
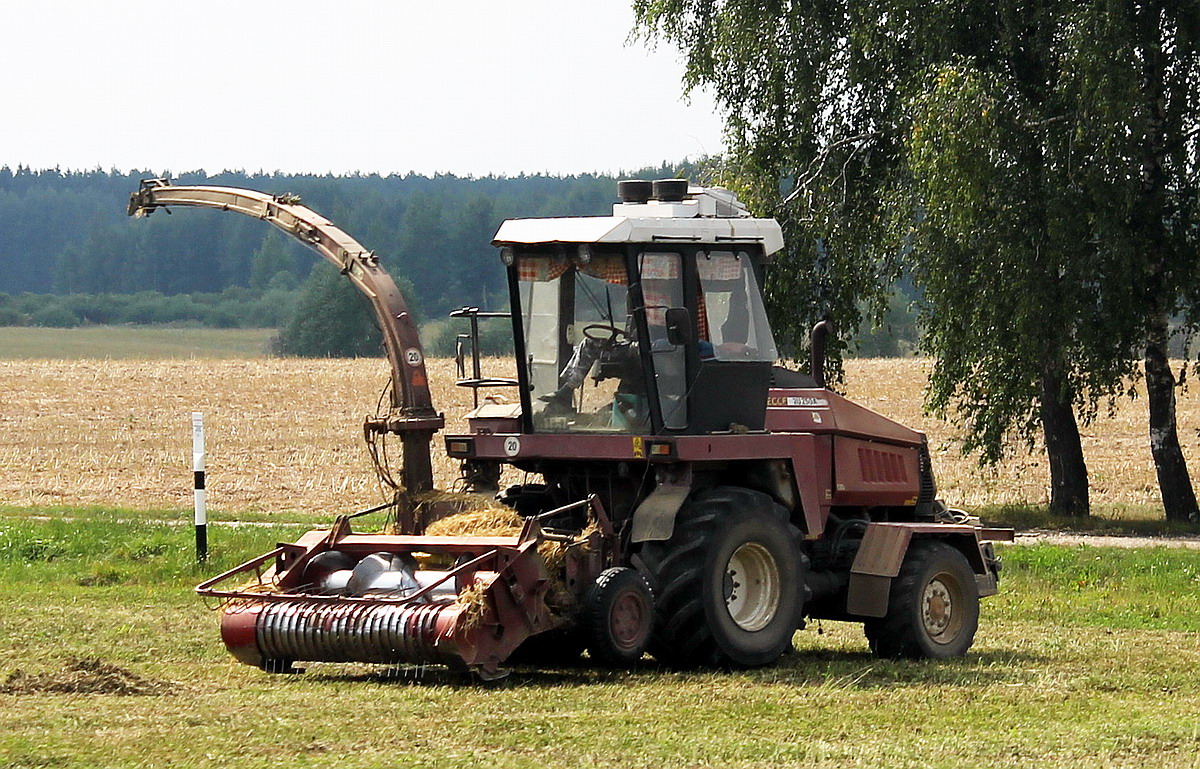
583 323 630 344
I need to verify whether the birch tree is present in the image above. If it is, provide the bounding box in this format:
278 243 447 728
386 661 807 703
634 0 1200 519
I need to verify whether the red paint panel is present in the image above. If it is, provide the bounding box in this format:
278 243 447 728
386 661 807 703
858 446 909 483
764 388 834 432
460 432 807 463
789 434 833 537
832 437 920 507
850 522 998 578
765 388 925 447
220 603 264 667
823 391 925 446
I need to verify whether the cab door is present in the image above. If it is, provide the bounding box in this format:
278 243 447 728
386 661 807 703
637 251 688 431
688 249 779 433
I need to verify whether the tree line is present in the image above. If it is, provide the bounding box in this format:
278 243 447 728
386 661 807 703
0 166 689 356
0 287 297 329
636 0 1199 521
0 166 627 319
0 165 927 354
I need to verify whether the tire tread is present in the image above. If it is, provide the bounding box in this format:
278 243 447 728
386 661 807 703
583 567 653 666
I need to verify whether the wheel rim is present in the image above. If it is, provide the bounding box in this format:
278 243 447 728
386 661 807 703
723 542 781 632
922 571 965 644
610 590 648 651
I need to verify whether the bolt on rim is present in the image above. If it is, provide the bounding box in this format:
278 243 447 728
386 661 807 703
922 572 964 643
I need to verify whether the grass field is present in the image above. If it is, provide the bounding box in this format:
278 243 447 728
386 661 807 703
0 326 276 359
1 513 1198 768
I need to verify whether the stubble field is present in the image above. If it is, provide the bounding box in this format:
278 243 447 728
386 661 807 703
1 355 1196 518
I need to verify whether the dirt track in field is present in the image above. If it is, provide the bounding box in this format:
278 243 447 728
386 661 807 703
1011 530 1200 549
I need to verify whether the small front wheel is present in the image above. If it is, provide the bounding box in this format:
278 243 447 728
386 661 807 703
583 567 654 666
864 541 979 659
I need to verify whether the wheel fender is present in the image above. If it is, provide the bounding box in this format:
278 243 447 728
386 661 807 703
630 470 693 543
845 523 994 618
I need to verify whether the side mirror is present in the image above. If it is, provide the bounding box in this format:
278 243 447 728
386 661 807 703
664 307 692 347
455 334 471 379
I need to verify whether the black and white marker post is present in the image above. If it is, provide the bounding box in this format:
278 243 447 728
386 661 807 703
192 411 208 562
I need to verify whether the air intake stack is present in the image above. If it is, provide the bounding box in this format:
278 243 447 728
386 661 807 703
613 178 751 218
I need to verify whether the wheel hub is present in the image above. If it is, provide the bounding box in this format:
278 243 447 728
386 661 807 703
922 577 955 639
723 542 781 632
610 592 647 649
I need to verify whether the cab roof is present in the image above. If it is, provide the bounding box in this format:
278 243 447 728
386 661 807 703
492 187 785 256
492 215 784 256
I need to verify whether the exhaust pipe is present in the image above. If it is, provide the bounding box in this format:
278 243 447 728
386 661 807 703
810 320 832 388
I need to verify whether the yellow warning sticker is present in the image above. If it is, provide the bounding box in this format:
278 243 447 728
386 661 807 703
632 436 645 459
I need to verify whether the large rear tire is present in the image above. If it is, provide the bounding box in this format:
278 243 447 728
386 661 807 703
636 487 803 668
864 540 979 659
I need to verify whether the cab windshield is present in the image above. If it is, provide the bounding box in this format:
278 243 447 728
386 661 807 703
518 253 652 434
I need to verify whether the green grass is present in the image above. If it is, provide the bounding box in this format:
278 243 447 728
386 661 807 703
2 511 1199 768
0 326 276 358
0 514 309 585
0 502 358 527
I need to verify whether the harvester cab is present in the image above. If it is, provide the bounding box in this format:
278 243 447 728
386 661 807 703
130 177 1011 680
496 178 784 438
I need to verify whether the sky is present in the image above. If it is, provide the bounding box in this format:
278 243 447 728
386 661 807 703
1 2 726 177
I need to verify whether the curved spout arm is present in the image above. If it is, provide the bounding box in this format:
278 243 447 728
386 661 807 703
129 179 443 493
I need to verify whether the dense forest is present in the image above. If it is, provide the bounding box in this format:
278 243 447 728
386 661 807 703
0 166 636 315
0 165 920 355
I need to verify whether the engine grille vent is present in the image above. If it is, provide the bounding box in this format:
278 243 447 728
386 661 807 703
858 448 908 484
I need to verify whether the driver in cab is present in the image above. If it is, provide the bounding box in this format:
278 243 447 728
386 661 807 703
539 318 640 408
